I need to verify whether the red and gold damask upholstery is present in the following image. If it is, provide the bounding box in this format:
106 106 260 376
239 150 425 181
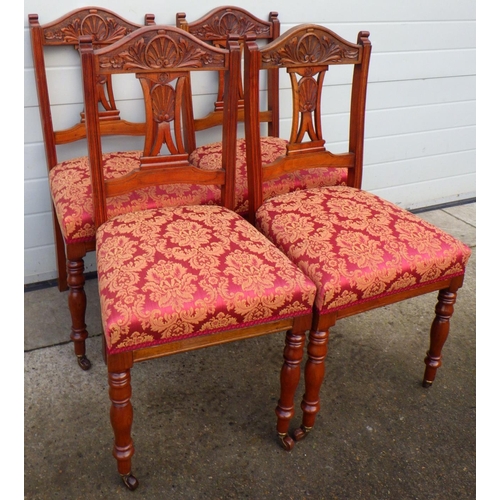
255 186 471 315
50 141 347 245
189 137 348 214
49 151 220 245
96 205 317 354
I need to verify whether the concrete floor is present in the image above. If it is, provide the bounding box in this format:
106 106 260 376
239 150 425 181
24 202 476 499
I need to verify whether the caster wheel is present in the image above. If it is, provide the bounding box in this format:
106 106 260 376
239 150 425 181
279 434 295 451
77 355 92 371
122 473 139 491
422 380 433 388
292 425 311 442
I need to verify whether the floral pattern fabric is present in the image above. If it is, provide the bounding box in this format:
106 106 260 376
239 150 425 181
49 151 220 244
256 186 471 315
49 138 347 245
189 136 347 214
97 205 316 354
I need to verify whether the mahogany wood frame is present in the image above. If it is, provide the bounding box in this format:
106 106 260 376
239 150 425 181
243 25 468 449
29 8 155 370
81 26 313 489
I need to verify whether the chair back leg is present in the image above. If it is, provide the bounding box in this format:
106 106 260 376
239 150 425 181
67 258 90 370
294 316 332 442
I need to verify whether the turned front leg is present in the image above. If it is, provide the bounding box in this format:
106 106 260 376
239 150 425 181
109 367 137 490
423 287 458 387
275 329 306 450
67 258 91 370
294 327 330 441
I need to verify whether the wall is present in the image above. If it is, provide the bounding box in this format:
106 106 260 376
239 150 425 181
23 0 476 284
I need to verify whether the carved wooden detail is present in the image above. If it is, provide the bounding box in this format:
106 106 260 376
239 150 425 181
176 8 280 132
139 72 190 165
96 75 118 114
32 9 154 127
183 8 272 40
98 30 227 73
288 67 327 152
46 15 130 46
41 9 142 47
262 28 360 68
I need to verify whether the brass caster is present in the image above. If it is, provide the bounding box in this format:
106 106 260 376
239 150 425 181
77 355 92 371
422 379 433 388
292 425 312 442
278 433 295 451
121 473 139 491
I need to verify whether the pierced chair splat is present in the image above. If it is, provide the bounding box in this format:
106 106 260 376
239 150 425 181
243 25 472 449
80 26 316 489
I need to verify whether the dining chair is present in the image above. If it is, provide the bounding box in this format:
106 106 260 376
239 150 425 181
80 25 316 489
29 8 155 369
29 8 218 370
177 6 348 217
243 25 472 450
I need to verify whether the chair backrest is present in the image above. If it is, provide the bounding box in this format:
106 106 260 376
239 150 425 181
29 8 155 171
176 6 280 136
80 26 240 228
244 24 371 219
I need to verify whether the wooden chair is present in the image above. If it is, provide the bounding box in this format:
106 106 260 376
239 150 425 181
29 8 217 370
243 25 472 450
177 6 348 217
80 25 316 489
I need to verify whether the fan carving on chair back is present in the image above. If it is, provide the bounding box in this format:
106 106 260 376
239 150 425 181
261 29 361 66
177 7 280 123
30 9 156 138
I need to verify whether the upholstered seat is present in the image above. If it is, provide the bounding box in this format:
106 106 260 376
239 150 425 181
50 140 346 246
97 205 316 355
255 186 471 315
49 151 219 244
190 137 347 214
